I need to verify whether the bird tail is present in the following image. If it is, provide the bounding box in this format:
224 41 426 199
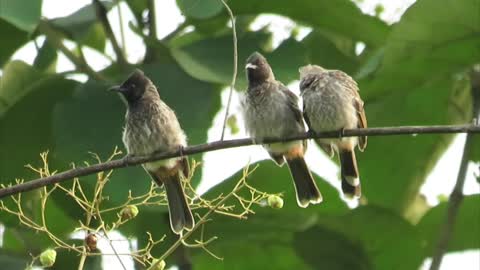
150 167 194 234
339 150 361 198
286 157 323 208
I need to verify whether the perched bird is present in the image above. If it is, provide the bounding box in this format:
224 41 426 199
242 52 322 207
299 65 367 198
110 69 194 234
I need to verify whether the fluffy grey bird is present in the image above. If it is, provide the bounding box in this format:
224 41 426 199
110 69 194 234
242 52 322 207
299 65 367 198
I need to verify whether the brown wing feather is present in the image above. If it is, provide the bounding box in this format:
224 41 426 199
332 70 367 151
278 82 308 151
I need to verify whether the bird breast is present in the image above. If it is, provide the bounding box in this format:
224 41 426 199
122 101 186 170
244 89 297 138
303 82 358 131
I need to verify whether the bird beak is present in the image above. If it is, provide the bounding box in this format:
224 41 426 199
108 85 124 92
245 63 257 70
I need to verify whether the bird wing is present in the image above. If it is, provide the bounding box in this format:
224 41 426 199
277 82 308 150
331 70 367 151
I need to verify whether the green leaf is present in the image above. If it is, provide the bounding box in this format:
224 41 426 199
0 67 77 185
33 40 58 72
177 0 223 19
418 194 480 254
0 60 42 116
365 0 480 99
294 226 372 270
229 0 389 47
194 244 310 270
0 0 42 32
313 206 424 270
49 1 114 47
303 31 358 74
0 19 28 66
171 31 271 89
359 76 472 216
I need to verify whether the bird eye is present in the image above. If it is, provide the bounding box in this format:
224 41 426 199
131 83 136 88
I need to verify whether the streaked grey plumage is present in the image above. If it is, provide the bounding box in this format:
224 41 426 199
299 65 367 197
242 52 322 207
111 69 194 234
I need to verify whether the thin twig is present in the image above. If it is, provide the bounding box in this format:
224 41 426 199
1 125 480 199
147 0 157 39
37 20 105 81
93 0 127 66
116 0 127 56
219 0 238 141
428 71 480 270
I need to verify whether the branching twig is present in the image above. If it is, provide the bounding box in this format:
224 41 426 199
38 20 105 81
428 70 480 270
219 0 238 141
1 125 480 199
93 0 128 67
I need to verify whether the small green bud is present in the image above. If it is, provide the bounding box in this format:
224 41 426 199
267 195 284 209
227 115 240 134
39 249 56 267
121 205 139 221
374 4 385 16
151 259 166 270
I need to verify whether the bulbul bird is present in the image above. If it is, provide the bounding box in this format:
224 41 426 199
299 64 367 198
110 69 194 234
242 52 322 207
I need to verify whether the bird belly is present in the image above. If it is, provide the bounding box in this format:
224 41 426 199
123 120 182 170
305 91 358 149
243 92 303 154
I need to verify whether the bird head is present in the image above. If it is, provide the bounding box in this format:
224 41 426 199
109 69 151 104
245 52 274 85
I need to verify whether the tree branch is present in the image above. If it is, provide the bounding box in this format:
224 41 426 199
428 71 480 270
0 125 479 199
38 20 106 81
93 0 127 67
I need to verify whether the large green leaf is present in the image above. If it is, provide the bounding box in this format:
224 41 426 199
359 76 472 216
0 61 42 116
303 31 359 74
229 0 389 47
177 0 223 19
364 0 480 99
0 66 77 183
312 206 424 270
33 39 58 72
0 20 28 66
49 1 114 50
354 0 479 214
171 31 272 90
294 226 371 270
194 244 310 270
418 194 480 254
0 69 79 255
0 0 42 32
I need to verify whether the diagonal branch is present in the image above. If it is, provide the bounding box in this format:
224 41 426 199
38 20 106 81
0 125 479 199
93 0 128 67
428 70 480 270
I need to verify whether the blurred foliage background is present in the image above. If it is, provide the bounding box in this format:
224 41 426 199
0 0 479 269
